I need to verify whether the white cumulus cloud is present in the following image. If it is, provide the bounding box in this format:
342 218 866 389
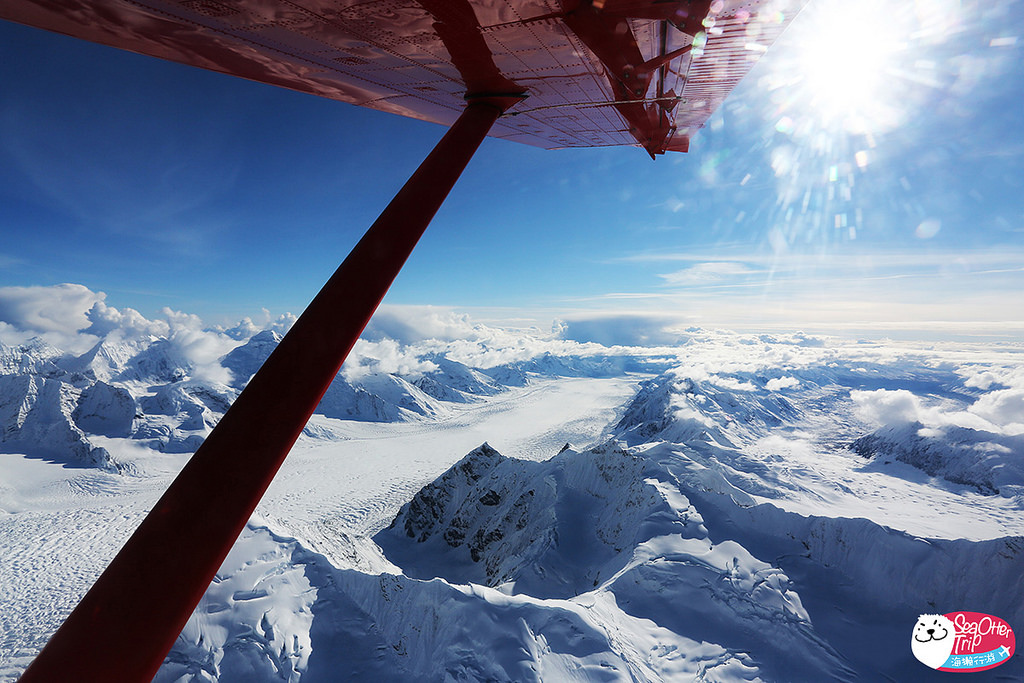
852 388 1003 434
969 389 1024 434
851 389 923 425
553 313 688 347
362 305 489 344
0 283 104 335
85 300 169 339
342 338 439 381
766 376 800 391
0 283 246 382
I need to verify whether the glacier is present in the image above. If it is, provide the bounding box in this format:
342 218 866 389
1 327 1022 681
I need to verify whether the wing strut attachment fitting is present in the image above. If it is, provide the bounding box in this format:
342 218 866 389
561 0 712 157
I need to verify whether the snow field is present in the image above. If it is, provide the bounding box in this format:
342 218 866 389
2 329 1023 681
0 376 640 681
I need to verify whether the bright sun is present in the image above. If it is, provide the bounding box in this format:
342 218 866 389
751 0 974 250
786 0 913 133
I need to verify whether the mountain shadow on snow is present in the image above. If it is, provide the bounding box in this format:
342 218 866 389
376 442 853 681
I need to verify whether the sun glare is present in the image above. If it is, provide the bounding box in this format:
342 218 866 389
790 0 911 133
742 0 978 255
800 6 901 122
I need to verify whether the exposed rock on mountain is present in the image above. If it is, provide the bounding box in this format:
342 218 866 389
0 374 113 469
378 441 852 681
853 422 1024 495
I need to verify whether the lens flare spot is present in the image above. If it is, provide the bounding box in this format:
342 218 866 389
915 219 941 239
775 116 795 134
770 145 796 177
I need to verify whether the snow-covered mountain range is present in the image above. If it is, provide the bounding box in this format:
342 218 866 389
1 323 1022 681
0 328 658 469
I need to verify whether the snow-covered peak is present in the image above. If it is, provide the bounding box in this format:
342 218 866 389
117 338 193 384
59 336 153 383
615 372 800 447
379 441 678 597
353 372 447 420
0 337 64 377
411 356 502 403
219 329 283 388
0 374 113 469
377 440 851 680
853 422 1024 495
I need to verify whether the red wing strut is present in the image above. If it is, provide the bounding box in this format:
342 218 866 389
18 94 517 683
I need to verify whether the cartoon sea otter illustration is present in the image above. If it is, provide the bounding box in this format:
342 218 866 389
912 614 956 669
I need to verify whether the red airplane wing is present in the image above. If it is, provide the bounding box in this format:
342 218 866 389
1 0 806 156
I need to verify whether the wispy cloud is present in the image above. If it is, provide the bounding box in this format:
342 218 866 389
614 247 1024 269
0 253 24 269
1 105 236 259
659 261 760 285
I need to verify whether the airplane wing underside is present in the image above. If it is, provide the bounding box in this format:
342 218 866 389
1 0 806 156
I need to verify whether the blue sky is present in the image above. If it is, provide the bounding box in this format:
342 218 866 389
1 0 1022 340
